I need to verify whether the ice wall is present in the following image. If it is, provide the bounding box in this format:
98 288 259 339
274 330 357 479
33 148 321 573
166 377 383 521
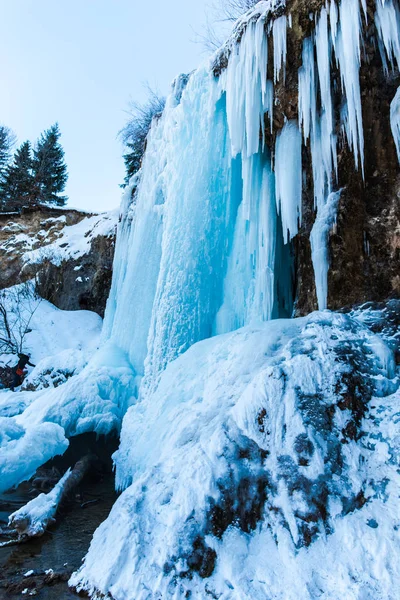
103 0 400 395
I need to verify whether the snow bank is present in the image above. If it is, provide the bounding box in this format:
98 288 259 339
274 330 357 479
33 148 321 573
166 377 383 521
8 468 72 537
0 341 135 493
0 290 135 493
0 286 103 390
71 311 399 599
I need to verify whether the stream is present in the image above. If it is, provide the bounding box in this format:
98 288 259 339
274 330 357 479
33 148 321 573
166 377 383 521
0 434 118 599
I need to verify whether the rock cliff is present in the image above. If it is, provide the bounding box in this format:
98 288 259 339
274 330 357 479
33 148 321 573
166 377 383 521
0 206 117 317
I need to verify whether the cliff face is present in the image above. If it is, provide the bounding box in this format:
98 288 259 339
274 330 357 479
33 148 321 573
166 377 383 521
263 0 400 313
36 233 115 317
0 207 85 289
0 206 117 317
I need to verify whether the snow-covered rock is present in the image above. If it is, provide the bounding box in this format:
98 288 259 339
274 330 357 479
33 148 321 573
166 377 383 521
71 310 399 599
0 206 117 317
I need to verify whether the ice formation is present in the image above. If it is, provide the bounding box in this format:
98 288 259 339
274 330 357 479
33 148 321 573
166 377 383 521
69 2 400 595
391 86 400 162
0 1 399 598
103 0 400 383
72 310 399 599
0 296 135 492
310 190 342 310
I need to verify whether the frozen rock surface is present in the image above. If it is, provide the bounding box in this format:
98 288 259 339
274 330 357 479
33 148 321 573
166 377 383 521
71 309 399 599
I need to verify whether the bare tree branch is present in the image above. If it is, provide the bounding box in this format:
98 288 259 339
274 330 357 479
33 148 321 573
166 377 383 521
0 282 41 356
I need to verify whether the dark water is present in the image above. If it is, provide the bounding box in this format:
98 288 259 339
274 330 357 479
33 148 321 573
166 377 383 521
0 473 117 599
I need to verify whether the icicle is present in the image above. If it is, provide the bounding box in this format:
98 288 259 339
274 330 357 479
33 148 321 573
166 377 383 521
224 14 270 158
361 0 367 21
275 121 302 241
335 0 364 175
375 0 400 72
298 37 317 141
298 33 336 210
390 86 400 161
316 7 332 126
273 16 287 82
315 7 337 206
330 0 339 54
265 80 274 132
310 190 342 310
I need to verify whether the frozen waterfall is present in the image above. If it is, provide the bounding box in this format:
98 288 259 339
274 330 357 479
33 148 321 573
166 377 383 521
103 0 400 395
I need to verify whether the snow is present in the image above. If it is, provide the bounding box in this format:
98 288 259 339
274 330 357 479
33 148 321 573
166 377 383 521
24 297 102 364
23 209 117 267
0 341 135 493
0 1 399 597
0 289 134 493
9 468 72 537
71 311 399 599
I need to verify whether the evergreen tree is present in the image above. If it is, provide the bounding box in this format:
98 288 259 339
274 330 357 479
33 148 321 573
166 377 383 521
32 123 68 206
0 141 33 212
0 126 16 180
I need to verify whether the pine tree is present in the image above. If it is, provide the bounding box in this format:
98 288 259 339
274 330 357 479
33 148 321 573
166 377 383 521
0 126 16 180
32 123 68 206
0 141 34 212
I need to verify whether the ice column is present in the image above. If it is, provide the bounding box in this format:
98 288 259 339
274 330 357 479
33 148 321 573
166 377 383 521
335 0 364 173
224 14 270 158
275 121 302 241
375 0 400 73
214 150 277 333
310 190 342 310
390 86 400 162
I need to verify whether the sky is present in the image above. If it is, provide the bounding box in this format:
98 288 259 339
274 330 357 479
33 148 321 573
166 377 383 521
0 0 222 212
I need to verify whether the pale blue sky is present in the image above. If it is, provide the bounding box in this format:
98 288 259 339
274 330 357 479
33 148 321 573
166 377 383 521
0 0 217 212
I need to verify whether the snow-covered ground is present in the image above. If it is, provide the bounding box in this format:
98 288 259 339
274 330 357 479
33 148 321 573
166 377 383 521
0 289 135 494
0 288 102 378
70 310 399 600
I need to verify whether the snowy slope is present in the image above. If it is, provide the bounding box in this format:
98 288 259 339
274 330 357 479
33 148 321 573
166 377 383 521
0 287 102 379
0 339 135 493
71 310 399 600
0 290 135 493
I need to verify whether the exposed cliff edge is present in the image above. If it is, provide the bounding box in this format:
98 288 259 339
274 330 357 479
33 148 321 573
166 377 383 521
0 206 117 317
